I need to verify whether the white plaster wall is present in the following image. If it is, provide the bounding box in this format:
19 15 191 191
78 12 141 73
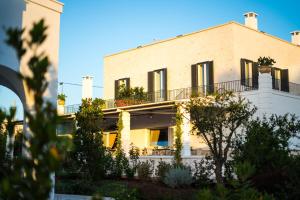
0 0 63 109
232 23 300 83
104 23 235 99
241 90 300 118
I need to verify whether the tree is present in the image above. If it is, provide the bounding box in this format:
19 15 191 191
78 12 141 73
73 98 109 180
233 114 300 199
186 91 256 184
0 19 67 199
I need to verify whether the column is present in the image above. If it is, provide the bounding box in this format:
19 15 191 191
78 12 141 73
179 105 191 156
258 72 273 117
120 111 131 156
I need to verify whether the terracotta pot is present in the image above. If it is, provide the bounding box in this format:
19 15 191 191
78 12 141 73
115 99 145 107
57 99 65 105
258 65 272 73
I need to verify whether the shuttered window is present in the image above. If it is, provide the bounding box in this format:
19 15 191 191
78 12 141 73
240 58 258 88
191 61 214 95
148 68 167 101
271 68 289 92
114 78 130 99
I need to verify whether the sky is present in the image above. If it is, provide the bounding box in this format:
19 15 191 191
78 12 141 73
1 0 300 120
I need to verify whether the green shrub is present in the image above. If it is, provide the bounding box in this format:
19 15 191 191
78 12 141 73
124 145 140 178
155 160 172 181
196 184 274 200
137 160 154 180
163 167 193 188
95 182 141 200
193 158 213 187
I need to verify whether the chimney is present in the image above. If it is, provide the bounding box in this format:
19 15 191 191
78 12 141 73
291 31 300 45
82 76 93 99
244 12 258 30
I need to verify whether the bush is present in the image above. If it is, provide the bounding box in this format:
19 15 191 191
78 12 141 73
163 167 193 188
124 145 140 178
110 150 128 178
95 182 141 200
137 160 154 180
193 158 213 187
155 160 172 182
196 184 274 200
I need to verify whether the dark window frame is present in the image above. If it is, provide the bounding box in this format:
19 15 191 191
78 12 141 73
114 77 130 99
240 58 258 88
191 60 214 94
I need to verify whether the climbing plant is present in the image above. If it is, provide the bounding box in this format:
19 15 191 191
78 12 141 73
110 111 128 177
174 106 183 166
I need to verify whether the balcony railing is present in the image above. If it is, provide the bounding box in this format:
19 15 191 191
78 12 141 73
272 79 300 96
63 79 257 114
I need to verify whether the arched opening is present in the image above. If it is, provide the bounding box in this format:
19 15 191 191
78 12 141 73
0 64 26 158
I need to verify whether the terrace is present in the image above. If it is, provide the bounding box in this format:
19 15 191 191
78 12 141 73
64 79 259 115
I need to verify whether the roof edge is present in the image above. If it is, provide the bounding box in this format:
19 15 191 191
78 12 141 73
104 20 299 59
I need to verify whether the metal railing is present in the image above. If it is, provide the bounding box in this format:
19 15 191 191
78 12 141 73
63 79 257 114
272 79 300 96
289 82 300 96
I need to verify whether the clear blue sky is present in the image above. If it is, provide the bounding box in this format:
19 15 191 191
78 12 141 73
1 0 299 119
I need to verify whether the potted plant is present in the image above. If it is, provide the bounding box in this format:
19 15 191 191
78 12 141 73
115 85 147 107
257 56 276 73
57 93 67 105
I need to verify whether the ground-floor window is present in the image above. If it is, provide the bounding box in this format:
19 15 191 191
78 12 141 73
150 128 168 147
103 132 117 149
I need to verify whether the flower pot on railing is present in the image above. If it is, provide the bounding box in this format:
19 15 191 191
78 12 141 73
115 99 147 107
257 56 276 74
57 99 65 105
258 65 272 74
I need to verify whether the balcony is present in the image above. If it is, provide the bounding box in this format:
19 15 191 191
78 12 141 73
63 79 257 115
273 79 300 96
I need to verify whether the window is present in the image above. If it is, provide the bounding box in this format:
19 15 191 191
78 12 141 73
103 132 117 149
273 68 281 90
114 78 130 98
271 68 289 92
240 59 258 88
148 68 167 101
150 128 168 147
191 61 214 94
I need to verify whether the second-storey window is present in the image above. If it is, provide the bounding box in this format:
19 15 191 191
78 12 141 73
272 68 289 92
114 78 130 99
191 61 214 94
240 58 258 88
148 68 167 101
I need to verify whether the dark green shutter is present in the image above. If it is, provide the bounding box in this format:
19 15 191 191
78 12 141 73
125 78 130 90
240 59 246 85
252 62 259 88
191 64 198 95
208 61 214 94
114 80 119 99
271 68 275 89
162 68 167 100
148 71 154 102
281 69 289 92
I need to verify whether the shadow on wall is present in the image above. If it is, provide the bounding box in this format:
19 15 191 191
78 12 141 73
0 0 25 71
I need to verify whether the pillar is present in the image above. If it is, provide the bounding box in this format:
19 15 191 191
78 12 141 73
258 72 273 117
179 105 191 156
120 111 131 156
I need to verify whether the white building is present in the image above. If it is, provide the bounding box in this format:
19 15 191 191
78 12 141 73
61 12 300 162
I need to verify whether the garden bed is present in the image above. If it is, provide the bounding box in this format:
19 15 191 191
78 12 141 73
55 178 199 200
